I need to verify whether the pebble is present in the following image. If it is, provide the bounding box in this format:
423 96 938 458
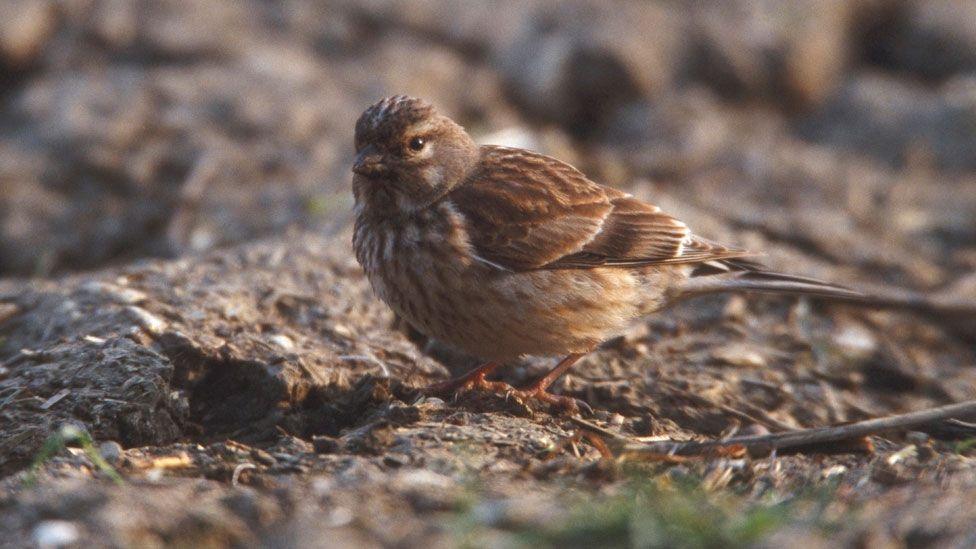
124 306 168 335
832 323 878 359
268 334 295 350
98 441 124 465
33 520 80 548
711 343 766 368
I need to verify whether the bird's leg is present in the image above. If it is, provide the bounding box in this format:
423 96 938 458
422 362 509 395
511 353 590 414
422 354 591 415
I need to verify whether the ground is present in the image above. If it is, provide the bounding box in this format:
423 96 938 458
1 1 976 547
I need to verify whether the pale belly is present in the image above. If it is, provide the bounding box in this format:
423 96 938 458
356 222 677 361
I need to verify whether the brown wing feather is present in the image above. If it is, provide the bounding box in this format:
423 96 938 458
449 146 752 271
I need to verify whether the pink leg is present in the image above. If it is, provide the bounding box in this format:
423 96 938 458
509 353 589 413
423 354 590 415
422 362 509 395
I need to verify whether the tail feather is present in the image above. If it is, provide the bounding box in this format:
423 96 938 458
678 263 975 319
679 269 866 303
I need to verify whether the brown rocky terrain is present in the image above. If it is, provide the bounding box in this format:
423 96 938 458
2 1 976 547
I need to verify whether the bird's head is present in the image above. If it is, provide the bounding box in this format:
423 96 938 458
353 95 478 212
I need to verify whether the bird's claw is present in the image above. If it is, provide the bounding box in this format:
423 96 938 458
422 373 592 416
508 387 592 417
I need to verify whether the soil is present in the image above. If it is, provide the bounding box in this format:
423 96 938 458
2 1 976 547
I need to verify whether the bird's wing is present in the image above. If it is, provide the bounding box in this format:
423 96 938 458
449 146 752 271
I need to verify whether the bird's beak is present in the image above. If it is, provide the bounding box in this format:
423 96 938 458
352 145 386 177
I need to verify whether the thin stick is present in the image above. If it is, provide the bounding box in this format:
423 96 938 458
572 400 976 458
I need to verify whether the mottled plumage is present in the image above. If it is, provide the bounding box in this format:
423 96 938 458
352 96 860 413
452 146 749 270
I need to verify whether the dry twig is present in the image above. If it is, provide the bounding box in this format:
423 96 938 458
571 399 976 459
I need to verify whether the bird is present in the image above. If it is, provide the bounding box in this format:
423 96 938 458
351 95 866 414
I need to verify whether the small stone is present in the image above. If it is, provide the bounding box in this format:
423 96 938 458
268 334 294 350
832 323 877 360
528 436 554 452
124 306 168 335
712 343 766 368
98 441 124 465
33 520 80 548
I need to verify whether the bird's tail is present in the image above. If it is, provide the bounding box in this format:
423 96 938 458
677 262 974 318
678 269 866 303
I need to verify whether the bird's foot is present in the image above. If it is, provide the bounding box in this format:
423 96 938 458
421 360 591 416
506 385 593 416
421 366 509 396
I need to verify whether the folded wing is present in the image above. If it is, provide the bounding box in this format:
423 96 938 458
450 146 752 271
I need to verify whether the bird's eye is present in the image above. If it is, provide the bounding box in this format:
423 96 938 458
408 136 426 152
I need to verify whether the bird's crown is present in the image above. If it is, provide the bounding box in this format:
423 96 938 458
355 95 436 146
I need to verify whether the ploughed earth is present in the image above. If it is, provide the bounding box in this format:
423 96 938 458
2 1 976 546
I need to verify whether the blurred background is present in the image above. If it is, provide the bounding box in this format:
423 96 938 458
1 0 975 294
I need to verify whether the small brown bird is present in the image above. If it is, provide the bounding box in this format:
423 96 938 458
352 95 862 413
